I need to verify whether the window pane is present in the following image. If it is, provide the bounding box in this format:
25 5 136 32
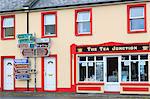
96 62 103 81
44 14 55 25
88 56 94 61
131 55 138 60
140 54 148 60
78 21 90 33
131 61 139 81
79 63 86 81
130 7 144 18
96 56 103 61
79 56 86 61
44 25 55 35
88 62 95 81
4 27 14 37
122 55 129 60
130 19 144 30
140 61 148 81
121 62 129 82
77 11 90 22
3 18 14 27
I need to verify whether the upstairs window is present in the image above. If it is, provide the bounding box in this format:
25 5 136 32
75 8 92 36
127 4 146 33
1 15 15 40
41 12 57 38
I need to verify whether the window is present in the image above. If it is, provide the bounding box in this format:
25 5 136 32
1 15 15 40
41 12 57 38
78 56 103 82
75 8 92 36
121 54 148 82
127 4 146 33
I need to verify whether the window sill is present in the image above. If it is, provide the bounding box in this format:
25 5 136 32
75 33 92 36
120 82 149 86
128 30 147 34
1 37 15 40
41 35 57 38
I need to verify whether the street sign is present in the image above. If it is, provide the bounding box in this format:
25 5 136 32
15 74 30 80
36 48 49 57
17 34 33 39
36 38 50 43
18 39 34 44
15 64 29 68
22 49 34 57
18 44 29 49
14 59 28 64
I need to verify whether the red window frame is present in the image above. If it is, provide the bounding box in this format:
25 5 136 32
1 15 15 40
127 4 147 33
75 8 92 36
41 11 57 38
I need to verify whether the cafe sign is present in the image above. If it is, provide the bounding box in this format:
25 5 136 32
76 44 150 53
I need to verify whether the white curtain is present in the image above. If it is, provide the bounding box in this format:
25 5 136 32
44 14 55 25
3 18 14 27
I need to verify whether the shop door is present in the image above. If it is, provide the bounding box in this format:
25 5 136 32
104 56 121 92
44 57 56 91
3 58 14 90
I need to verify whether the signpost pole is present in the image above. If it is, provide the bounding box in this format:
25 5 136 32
34 33 37 92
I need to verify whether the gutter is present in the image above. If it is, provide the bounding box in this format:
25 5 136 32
0 0 149 14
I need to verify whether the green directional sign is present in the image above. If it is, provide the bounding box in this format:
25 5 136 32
17 34 33 39
18 39 34 44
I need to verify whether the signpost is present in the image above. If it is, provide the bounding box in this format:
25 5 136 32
17 33 51 92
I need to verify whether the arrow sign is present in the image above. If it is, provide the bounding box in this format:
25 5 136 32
36 48 49 57
22 49 34 57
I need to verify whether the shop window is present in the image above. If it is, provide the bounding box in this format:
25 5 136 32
75 8 92 36
78 56 104 82
79 56 86 61
96 56 103 61
127 4 146 33
122 55 129 60
1 15 15 40
121 54 148 82
41 12 57 38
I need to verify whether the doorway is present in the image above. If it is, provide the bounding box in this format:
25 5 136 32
104 56 121 92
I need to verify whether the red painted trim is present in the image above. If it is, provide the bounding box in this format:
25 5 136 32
15 88 43 92
120 83 150 86
78 87 101 91
127 4 147 33
77 82 104 85
104 91 120 94
1 15 15 40
75 8 92 36
1 56 15 91
74 54 77 92
123 87 149 92
41 11 57 38
41 55 57 92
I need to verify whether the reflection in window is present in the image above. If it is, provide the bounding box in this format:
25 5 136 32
96 62 103 81
140 61 148 81
79 62 86 81
121 62 129 82
131 61 139 81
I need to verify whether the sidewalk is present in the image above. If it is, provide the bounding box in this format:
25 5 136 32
1 92 150 99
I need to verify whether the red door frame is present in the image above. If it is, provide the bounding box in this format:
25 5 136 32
41 55 57 92
1 56 15 91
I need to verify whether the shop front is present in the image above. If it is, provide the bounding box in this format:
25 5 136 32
71 42 150 94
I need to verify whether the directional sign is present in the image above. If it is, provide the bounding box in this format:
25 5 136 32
14 59 28 64
18 39 34 44
15 64 29 68
17 34 33 39
36 48 49 57
22 49 34 57
36 38 50 43
18 44 29 49
15 74 30 80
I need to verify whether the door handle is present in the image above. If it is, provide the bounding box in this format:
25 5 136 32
48 74 53 76
8 75 12 77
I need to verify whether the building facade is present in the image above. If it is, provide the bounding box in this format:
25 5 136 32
0 0 150 94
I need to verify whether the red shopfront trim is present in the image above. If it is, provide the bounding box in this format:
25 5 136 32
77 82 104 85
1 56 15 91
1 15 15 40
75 8 92 36
78 87 101 91
123 87 149 92
41 11 57 38
41 55 58 92
127 4 147 33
